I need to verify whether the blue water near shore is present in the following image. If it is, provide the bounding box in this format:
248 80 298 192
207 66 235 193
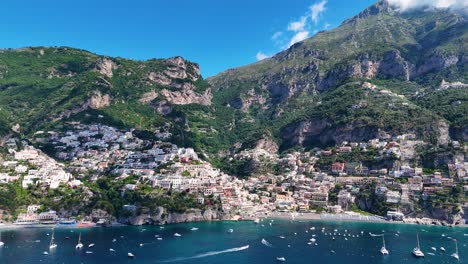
0 220 466 264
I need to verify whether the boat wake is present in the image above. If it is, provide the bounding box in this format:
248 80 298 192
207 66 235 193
261 238 273 247
157 245 250 263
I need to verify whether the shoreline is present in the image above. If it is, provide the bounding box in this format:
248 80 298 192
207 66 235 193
1 213 466 230
267 212 468 228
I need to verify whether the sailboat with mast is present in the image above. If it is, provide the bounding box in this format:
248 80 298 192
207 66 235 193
75 233 83 249
412 233 424 257
451 239 459 260
380 235 389 255
49 229 57 250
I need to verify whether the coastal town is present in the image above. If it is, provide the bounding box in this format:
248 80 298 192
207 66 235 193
0 122 466 227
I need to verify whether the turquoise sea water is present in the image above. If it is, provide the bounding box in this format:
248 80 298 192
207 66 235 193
0 220 466 264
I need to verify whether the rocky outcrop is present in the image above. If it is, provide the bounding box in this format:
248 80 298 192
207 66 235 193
94 58 118 78
417 54 459 76
119 207 226 225
281 118 382 147
436 120 450 146
161 84 212 106
255 135 279 154
165 56 200 82
148 57 201 85
148 72 172 86
151 100 173 115
88 91 111 109
138 90 158 104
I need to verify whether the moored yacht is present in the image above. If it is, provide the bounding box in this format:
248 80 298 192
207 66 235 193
412 233 424 257
380 235 389 255
49 230 57 250
75 233 83 249
0 232 4 247
451 239 459 260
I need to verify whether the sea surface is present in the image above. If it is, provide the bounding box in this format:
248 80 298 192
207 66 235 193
0 220 466 264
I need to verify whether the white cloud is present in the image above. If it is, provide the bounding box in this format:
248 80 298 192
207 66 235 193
287 31 309 48
388 0 467 12
271 31 283 40
256 51 270 61
310 0 327 23
288 16 307 32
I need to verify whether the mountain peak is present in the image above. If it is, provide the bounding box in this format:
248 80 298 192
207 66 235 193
343 0 393 24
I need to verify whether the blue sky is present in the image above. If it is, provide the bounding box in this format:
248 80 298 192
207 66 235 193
1 0 376 77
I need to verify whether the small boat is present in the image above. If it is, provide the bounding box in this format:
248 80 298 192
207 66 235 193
0 232 4 247
344 238 348 241
88 243 95 248
49 230 57 250
440 247 446 251
279 236 286 239
332 237 335 240
75 233 83 249
254 218 260 224
139 243 144 247
43 251 49 255
85 251 93 254
310 238 316 243
431 247 436 251
451 239 459 260
427 252 435 256
190 227 199 231
310 227 315 230
380 235 389 255
128 252 135 258
109 248 116 252
157 237 163 240
276 257 286 261
412 233 424 257
174 233 182 237
76 221 96 228
228 229 234 233
112 238 117 242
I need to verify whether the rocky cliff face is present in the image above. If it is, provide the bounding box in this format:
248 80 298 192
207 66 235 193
119 207 231 225
281 119 383 147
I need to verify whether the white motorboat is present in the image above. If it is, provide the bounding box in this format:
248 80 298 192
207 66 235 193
49 230 57 250
174 233 182 237
451 239 459 260
75 233 83 249
412 233 424 257
88 243 95 248
128 252 135 258
276 257 286 261
0 232 4 247
380 235 389 255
